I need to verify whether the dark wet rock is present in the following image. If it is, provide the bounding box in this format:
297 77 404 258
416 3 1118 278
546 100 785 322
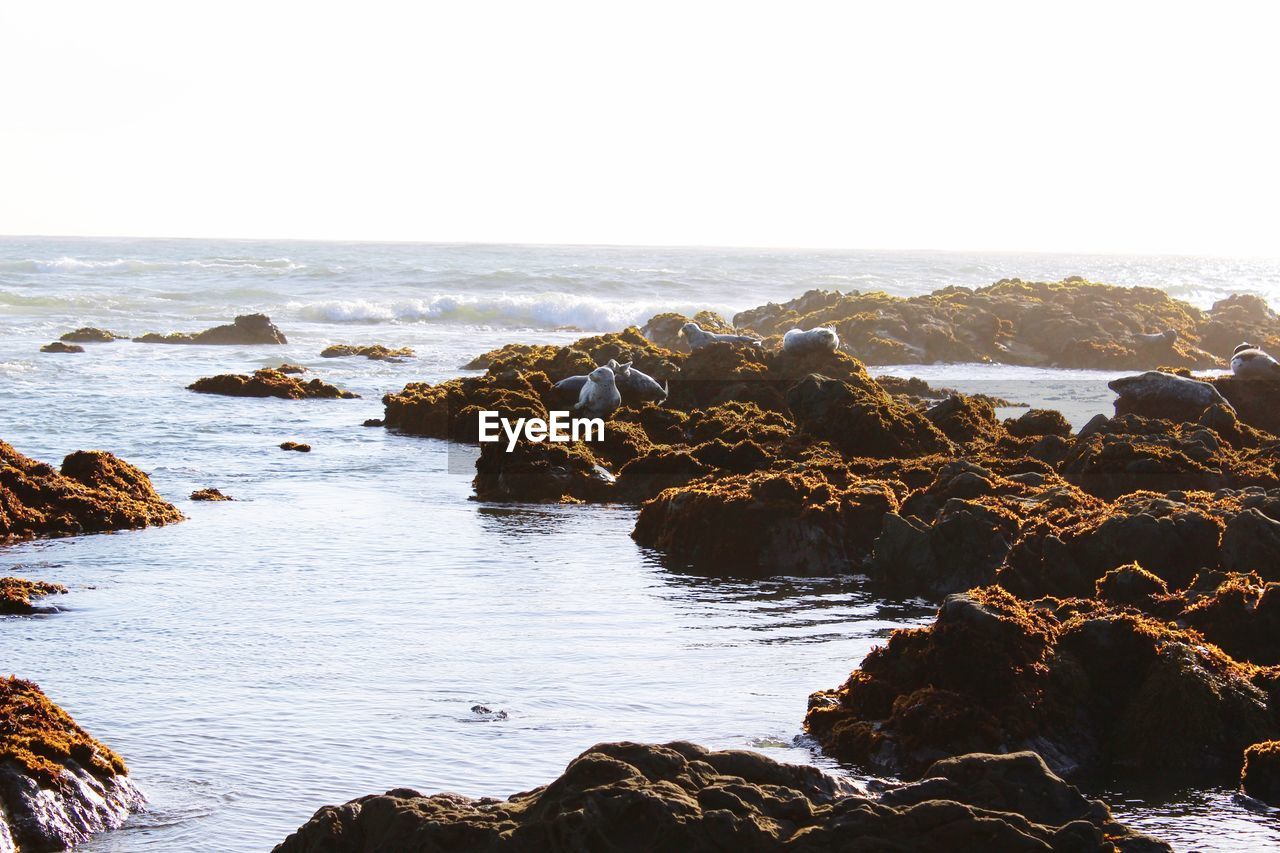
870 502 1015 597
1242 741 1280 806
272 740 1167 853
134 313 287 345
59 327 125 343
1077 414 1109 440
0 677 145 850
1212 375 1280 436
1173 572 1280 666
1006 408 1072 439
614 448 710 504
1220 508 1280 577
473 439 614 504
280 442 312 453
786 374 954 458
805 588 1277 783
1109 371 1230 424
383 370 550 442
0 441 183 540
274 363 307 374
362 418 384 427
190 488 232 502
320 344 415 360
39 342 84 354
0 577 67 614
188 369 359 400
633 466 901 576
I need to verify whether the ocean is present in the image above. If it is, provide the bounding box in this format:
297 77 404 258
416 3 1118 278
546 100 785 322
1 236 1276 850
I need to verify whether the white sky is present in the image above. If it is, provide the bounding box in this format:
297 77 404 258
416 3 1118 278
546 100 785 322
2 1 1279 255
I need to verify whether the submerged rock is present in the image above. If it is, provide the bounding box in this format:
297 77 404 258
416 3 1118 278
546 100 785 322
320 344 415 360
0 677 145 850
0 577 67 614
39 342 84 354
805 588 1277 783
0 441 183 540
271 740 1167 853
134 313 287 345
59 327 125 343
188 369 359 400
190 488 232 502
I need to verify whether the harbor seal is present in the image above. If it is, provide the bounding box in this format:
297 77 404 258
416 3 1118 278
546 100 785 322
553 373 590 396
1133 329 1178 347
607 359 667 402
1108 370 1232 422
782 327 840 355
1231 343 1280 379
574 365 622 418
680 322 761 351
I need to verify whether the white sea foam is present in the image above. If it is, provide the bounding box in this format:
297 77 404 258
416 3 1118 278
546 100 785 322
289 292 715 330
0 256 308 274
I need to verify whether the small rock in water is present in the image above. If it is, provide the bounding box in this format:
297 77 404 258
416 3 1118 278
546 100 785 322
280 441 312 453
190 488 233 501
363 418 384 427
469 704 508 720
40 341 84 353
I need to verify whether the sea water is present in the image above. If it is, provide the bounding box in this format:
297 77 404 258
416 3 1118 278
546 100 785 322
0 237 1275 850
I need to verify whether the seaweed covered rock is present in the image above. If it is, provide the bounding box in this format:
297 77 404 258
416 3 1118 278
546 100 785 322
320 344 415 360
190 488 232 502
1000 491 1232 599
0 677 144 850
59 327 125 343
272 740 1167 853
0 442 183 540
805 588 1277 782
1198 293 1280 358
733 279 1239 369
134 313 287 345
1175 572 1280 665
188 369 359 400
633 465 901 576
473 439 615 503
1058 414 1278 500
1006 409 1072 439
40 342 84 354
786 374 955 458
1241 741 1280 806
467 327 681 383
0 577 67 614
924 395 1007 445
664 340 774 410
1212 375 1280 437
383 370 550 442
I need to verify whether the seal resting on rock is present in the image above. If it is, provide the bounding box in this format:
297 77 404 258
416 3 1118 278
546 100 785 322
782 326 839 355
1231 342 1280 379
1134 329 1178 346
1108 370 1232 423
607 359 667 402
680 321 761 350
574 365 621 418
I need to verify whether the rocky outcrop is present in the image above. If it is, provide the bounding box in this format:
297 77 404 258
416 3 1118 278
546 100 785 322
633 466 901 575
0 577 66 614
805 588 1278 783
59 328 125 343
188 369 358 400
1212 375 1280 436
731 278 1263 370
134 313 287 345
473 439 615 503
641 310 734 353
39 342 84 354
0 677 145 850
320 344 415 360
0 441 183 540
272 740 1168 853
383 370 550 442
786 374 954 458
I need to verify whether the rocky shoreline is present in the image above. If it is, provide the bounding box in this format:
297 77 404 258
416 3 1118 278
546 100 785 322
273 741 1170 852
